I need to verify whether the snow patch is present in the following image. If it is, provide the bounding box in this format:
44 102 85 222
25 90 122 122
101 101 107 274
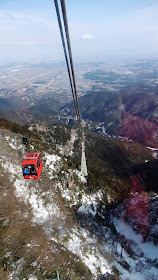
114 218 158 260
1 157 19 181
29 190 60 224
44 153 61 178
75 170 87 183
114 218 143 243
14 179 60 224
78 191 103 216
28 276 38 280
5 136 22 150
1 155 60 226
58 128 77 156
58 182 81 207
147 146 158 151
65 229 111 276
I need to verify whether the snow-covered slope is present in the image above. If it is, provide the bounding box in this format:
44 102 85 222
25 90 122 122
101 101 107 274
0 127 158 280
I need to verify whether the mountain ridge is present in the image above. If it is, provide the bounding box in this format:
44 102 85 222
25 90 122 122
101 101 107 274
62 84 158 147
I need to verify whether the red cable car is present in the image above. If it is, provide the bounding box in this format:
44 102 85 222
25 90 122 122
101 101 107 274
22 152 42 179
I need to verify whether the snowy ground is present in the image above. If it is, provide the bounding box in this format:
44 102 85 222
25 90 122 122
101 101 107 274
58 128 78 156
0 135 112 278
1 133 158 280
64 228 111 276
113 218 158 280
57 167 158 280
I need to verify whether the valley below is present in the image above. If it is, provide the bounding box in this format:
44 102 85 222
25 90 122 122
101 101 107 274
0 58 158 280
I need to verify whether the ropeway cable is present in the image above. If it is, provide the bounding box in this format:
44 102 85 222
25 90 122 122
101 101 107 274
53 0 88 176
60 0 81 123
54 0 79 120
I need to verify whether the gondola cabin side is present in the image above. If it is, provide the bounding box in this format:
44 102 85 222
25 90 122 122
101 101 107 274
22 152 42 179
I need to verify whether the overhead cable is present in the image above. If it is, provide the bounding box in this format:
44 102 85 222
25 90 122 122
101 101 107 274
60 0 81 122
54 0 79 119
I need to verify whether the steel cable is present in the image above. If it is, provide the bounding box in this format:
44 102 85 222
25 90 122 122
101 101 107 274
60 0 81 123
54 0 79 119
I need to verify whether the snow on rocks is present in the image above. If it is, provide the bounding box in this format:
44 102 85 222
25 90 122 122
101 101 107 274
113 217 143 243
113 217 158 279
29 190 60 224
58 182 81 207
13 178 61 225
0 156 20 181
75 169 87 183
147 146 158 151
44 153 61 169
14 178 30 202
69 129 77 156
64 228 111 277
78 190 103 216
58 172 103 216
28 276 38 280
61 188 72 202
58 128 77 156
29 123 49 133
44 153 62 178
5 135 22 150
113 255 158 280
114 217 158 259
9 257 25 280
78 203 97 216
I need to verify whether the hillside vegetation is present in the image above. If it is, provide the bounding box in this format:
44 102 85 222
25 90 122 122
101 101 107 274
63 84 158 147
0 119 156 280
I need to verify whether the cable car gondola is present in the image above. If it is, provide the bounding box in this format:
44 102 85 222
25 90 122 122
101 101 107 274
22 152 42 179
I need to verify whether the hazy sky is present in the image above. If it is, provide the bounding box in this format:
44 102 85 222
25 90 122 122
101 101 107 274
0 0 158 61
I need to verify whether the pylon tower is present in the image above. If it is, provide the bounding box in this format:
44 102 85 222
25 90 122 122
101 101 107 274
81 139 88 177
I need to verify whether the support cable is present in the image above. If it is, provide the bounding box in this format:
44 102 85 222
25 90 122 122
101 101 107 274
60 0 81 123
54 0 79 119
54 0 88 176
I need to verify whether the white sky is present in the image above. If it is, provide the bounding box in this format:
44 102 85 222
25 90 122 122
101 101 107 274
0 0 158 61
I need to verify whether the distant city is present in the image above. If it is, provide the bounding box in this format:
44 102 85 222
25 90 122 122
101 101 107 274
0 58 158 107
